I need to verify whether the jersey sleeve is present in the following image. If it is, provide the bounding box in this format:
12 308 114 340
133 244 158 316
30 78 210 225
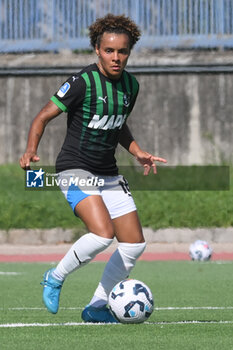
50 74 86 112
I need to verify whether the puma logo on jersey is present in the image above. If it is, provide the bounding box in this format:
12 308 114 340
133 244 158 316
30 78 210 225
98 96 108 103
88 114 127 130
72 76 79 82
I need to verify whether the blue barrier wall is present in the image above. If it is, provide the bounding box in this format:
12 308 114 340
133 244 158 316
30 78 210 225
1 0 233 52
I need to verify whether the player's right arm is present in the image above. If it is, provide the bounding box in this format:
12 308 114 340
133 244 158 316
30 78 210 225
19 100 62 170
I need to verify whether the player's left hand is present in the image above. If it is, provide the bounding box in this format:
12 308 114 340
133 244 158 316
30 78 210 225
136 151 167 175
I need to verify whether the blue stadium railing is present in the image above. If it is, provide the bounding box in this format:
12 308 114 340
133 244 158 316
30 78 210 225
1 0 233 53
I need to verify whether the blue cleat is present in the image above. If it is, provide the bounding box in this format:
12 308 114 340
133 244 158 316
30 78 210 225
81 305 119 323
40 268 63 314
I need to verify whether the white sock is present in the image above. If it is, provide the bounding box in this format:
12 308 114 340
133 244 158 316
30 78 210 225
53 233 113 281
89 242 146 305
88 296 107 308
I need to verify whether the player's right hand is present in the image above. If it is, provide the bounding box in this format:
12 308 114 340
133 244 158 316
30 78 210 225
19 152 40 170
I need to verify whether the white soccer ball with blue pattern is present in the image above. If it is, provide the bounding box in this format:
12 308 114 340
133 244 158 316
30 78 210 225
108 279 154 323
189 240 212 261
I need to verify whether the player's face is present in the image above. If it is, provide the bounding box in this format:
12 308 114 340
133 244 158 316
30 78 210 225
95 32 130 80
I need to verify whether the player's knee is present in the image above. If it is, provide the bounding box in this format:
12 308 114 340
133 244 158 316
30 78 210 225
89 221 115 239
119 242 146 262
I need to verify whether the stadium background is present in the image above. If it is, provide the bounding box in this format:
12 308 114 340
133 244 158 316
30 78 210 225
1 3 233 348
0 0 233 246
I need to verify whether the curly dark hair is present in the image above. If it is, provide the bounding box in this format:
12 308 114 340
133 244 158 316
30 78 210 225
89 13 141 50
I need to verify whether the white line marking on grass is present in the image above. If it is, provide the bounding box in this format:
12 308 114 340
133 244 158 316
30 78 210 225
155 306 233 311
145 320 233 325
1 306 233 311
0 307 84 311
1 320 233 328
0 322 118 328
0 272 22 275
213 261 233 265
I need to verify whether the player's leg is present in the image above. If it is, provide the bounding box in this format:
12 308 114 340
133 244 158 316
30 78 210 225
82 177 146 322
54 195 114 279
82 210 145 322
41 195 114 314
88 211 145 304
113 209 144 243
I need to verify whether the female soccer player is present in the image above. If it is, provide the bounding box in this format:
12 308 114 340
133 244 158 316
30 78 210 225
20 14 167 323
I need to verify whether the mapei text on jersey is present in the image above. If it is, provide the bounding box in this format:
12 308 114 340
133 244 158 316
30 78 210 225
88 114 127 130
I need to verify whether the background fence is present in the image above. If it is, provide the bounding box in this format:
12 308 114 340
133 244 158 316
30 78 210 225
1 0 233 53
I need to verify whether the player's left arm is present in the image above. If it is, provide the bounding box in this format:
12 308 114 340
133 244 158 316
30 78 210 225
119 123 167 175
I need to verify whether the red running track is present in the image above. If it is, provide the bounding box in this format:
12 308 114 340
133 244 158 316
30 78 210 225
0 252 233 262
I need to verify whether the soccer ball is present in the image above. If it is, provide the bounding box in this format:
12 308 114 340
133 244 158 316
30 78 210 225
108 279 154 324
189 240 212 261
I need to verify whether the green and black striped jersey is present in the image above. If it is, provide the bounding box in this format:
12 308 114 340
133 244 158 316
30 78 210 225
51 63 139 175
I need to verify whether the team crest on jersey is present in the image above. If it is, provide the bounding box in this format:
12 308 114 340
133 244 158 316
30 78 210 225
57 82 70 98
123 93 131 107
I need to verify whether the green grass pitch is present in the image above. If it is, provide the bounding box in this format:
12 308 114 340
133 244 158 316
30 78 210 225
1 260 233 350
